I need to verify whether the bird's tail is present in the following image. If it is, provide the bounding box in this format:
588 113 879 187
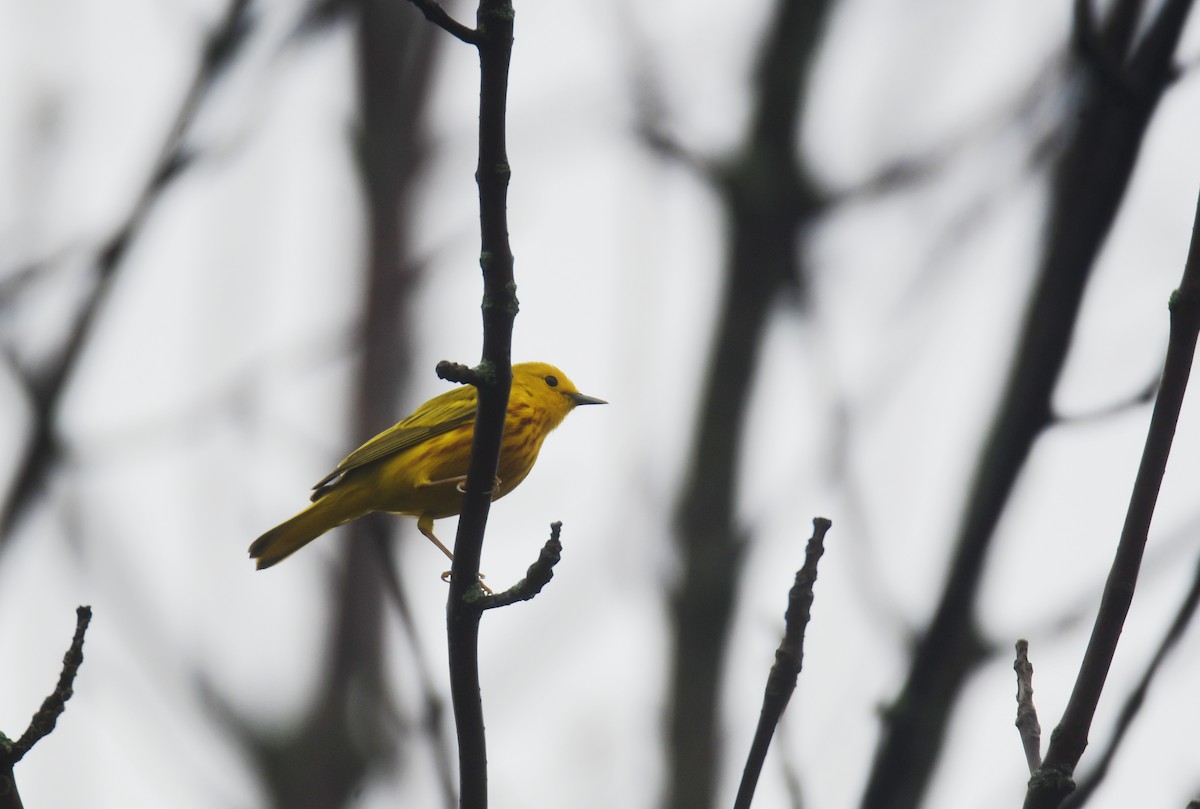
249 490 367 570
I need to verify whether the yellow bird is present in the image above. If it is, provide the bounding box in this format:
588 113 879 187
249 362 605 570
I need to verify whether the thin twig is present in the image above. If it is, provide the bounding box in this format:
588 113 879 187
8 606 92 762
1024 186 1200 809
1014 640 1042 774
405 0 479 44
479 522 563 610
1060 551 1200 809
732 518 831 809
0 606 93 808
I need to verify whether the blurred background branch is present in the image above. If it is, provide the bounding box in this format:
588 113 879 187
223 1 444 806
655 3 833 808
0 0 253 542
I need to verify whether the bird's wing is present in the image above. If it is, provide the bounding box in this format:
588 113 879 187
311 387 477 497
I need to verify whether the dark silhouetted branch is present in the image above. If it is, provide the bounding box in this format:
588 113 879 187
6 606 91 763
733 518 831 809
400 1 520 806
861 4 1194 807
0 607 92 809
1023 185 1200 809
407 0 478 44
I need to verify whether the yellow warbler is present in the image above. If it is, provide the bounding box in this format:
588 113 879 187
249 362 605 570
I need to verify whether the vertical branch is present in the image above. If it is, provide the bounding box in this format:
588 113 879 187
1023 187 1200 809
0 762 21 809
405 0 516 804
411 1 517 807
859 4 1195 807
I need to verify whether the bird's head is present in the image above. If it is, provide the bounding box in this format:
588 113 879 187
513 362 606 424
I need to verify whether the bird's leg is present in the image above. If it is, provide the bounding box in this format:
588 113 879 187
418 515 492 595
422 474 468 494
418 515 456 562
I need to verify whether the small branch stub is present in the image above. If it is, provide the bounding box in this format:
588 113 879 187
480 522 563 610
1014 639 1042 773
436 360 481 387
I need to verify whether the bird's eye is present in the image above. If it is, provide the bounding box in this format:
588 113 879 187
544 375 559 388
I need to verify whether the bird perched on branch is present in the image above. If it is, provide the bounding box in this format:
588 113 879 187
249 362 605 570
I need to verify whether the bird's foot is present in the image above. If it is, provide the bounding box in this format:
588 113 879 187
440 569 493 595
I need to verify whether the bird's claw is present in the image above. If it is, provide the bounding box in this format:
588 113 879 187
455 476 502 495
441 569 493 595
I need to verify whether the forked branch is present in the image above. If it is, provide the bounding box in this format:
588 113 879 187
0 607 93 809
406 0 479 43
1023 187 1200 809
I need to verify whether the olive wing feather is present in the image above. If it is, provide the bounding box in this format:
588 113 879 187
311 387 478 500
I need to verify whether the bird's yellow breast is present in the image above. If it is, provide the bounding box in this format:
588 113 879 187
360 402 554 521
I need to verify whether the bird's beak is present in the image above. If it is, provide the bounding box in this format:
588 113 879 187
568 392 607 406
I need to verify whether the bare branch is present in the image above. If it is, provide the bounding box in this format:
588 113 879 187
732 518 831 809
1025 185 1200 809
866 3 1195 806
479 522 564 610
443 2 518 807
7 607 92 763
